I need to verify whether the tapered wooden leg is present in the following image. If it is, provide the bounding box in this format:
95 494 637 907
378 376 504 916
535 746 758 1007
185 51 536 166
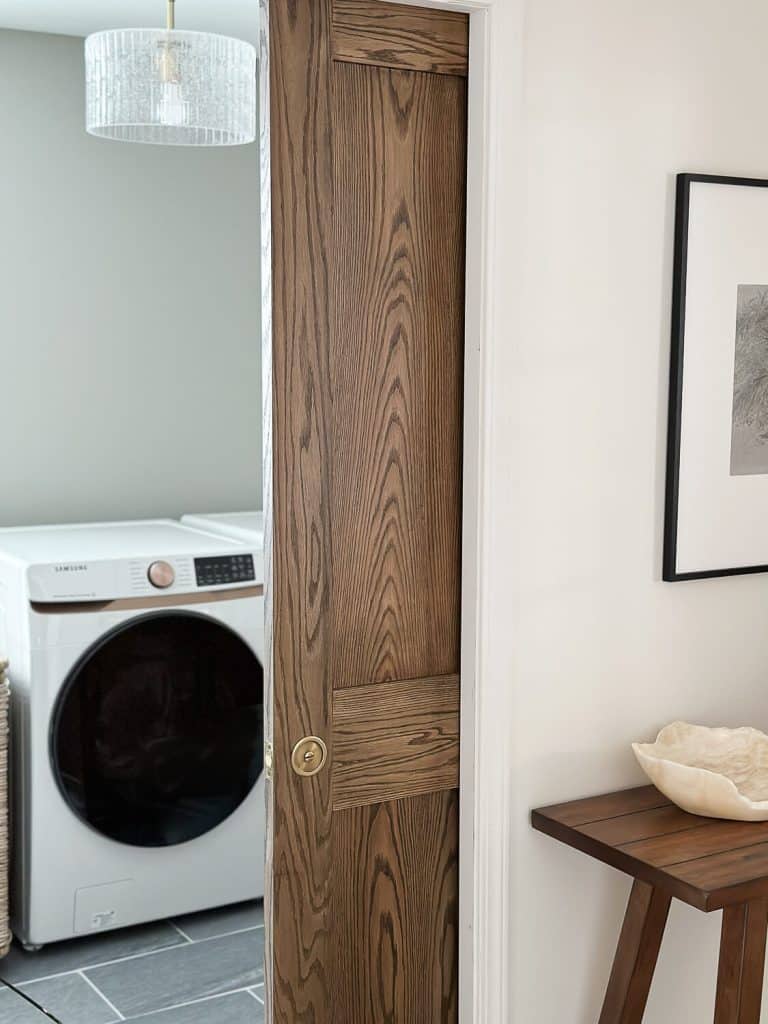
714 900 768 1024
598 880 671 1024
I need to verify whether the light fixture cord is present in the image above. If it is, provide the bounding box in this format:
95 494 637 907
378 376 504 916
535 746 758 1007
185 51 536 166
167 0 175 30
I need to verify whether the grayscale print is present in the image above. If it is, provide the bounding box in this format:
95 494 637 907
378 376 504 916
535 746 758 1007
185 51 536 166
731 284 768 475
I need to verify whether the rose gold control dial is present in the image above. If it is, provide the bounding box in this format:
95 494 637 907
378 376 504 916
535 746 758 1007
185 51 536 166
147 560 175 589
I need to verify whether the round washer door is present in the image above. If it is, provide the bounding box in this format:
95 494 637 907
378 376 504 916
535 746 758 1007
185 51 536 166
51 611 263 848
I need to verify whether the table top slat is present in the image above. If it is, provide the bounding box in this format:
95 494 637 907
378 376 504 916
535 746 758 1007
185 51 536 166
621 819 768 869
579 804 702 846
664 841 768 910
534 785 670 827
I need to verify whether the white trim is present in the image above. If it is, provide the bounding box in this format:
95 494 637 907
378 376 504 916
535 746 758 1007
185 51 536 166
385 1 518 1020
461 10 499 1022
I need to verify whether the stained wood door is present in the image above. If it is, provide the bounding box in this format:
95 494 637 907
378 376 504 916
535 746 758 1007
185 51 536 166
266 1 468 1020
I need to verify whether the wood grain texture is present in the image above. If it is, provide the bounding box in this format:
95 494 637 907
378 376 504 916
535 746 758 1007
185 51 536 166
269 0 334 1019
598 881 670 1024
532 786 768 911
714 900 768 1024
332 675 460 810
333 791 459 1023
332 0 469 76
329 60 465 688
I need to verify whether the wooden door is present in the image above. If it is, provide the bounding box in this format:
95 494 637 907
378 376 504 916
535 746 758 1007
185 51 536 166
266 1 468 1020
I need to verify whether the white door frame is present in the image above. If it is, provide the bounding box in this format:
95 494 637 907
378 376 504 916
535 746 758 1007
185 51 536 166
381 1 519 1020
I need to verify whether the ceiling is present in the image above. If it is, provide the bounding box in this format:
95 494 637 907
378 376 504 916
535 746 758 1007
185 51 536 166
0 1 259 44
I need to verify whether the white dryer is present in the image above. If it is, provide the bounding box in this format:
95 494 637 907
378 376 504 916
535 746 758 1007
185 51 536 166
181 511 264 547
0 520 265 949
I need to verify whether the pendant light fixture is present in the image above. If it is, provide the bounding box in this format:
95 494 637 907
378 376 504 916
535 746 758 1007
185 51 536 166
85 0 257 147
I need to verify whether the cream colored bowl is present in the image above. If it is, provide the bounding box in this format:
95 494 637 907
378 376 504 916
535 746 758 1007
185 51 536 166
633 722 768 821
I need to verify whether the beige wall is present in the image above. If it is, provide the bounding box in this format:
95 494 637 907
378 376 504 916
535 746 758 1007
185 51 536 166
0 29 261 527
485 1 768 1019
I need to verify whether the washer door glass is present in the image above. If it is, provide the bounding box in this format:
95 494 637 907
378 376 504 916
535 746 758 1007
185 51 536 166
51 611 263 848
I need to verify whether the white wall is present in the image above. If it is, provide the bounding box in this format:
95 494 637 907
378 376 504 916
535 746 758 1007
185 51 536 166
0 29 261 527
482 1 768 1020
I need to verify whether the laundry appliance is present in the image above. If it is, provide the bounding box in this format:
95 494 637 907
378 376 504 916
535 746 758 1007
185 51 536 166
181 511 264 548
0 519 265 949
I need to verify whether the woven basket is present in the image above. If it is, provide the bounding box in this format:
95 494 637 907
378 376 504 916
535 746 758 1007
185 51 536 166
0 662 10 956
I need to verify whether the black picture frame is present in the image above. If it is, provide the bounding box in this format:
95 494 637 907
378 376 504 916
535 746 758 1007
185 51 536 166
664 172 768 582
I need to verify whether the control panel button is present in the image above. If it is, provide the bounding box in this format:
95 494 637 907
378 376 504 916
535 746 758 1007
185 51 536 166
148 560 175 589
194 554 255 587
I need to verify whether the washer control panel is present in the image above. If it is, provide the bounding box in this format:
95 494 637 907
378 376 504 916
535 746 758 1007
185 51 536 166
27 549 260 603
194 554 255 588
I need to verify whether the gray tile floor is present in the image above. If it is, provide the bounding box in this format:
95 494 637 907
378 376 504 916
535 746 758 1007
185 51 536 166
0 901 264 1024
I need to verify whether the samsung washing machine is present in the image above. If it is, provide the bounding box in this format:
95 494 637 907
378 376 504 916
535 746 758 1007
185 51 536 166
0 519 265 949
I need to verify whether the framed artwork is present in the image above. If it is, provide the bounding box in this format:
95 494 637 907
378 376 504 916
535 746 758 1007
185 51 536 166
665 173 768 581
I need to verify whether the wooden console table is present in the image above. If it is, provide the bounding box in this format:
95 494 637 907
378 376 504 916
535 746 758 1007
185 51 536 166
532 785 768 1023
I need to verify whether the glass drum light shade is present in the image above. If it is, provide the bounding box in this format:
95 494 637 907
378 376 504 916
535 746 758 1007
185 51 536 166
85 29 257 146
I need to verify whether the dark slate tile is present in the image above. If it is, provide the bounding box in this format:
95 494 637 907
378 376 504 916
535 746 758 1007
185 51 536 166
86 928 264 1018
21 974 117 1024
125 990 262 1023
0 985 55 1023
0 922 185 984
172 900 264 941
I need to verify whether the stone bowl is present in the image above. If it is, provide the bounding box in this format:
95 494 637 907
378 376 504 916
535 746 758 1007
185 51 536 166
633 722 768 821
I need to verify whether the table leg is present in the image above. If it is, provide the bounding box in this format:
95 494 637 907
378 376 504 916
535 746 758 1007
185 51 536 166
714 900 768 1024
598 879 671 1024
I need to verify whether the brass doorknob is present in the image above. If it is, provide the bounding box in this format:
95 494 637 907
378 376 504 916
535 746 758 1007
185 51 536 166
291 736 328 777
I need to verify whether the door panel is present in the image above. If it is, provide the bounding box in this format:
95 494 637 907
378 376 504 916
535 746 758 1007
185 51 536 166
332 675 460 810
268 1 467 1020
332 0 469 76
330 60 465 690
333 791 460 1022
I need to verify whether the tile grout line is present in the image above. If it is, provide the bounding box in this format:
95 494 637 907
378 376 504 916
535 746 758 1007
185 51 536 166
248 983 265 1006
6 923 265 986
165 921 265 951
183 923 265 943
77 970 126 1022
167 922 193 944
5 941 184 988
123 985 262 1020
